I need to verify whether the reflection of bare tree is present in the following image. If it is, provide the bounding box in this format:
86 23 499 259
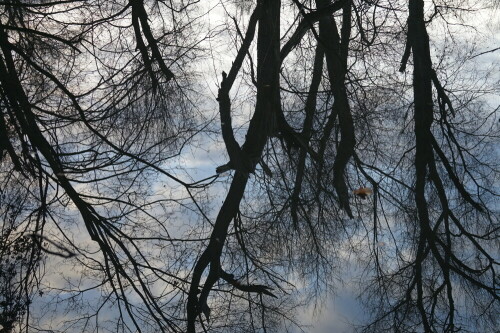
359 1 499 331
0 0 498 332
0 0 203 331
188 0 498 331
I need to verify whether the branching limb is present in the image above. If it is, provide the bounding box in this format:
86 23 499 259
216 4 261 174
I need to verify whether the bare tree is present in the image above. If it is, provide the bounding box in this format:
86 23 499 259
0 0 498 332
0 0 205 331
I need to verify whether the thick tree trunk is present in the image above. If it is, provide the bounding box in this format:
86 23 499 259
316 0 355 217
408 1 437 331
186 1 281 331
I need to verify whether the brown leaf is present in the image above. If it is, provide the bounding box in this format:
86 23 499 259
353 187 372 199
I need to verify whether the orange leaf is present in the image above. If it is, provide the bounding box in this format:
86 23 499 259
353 187 372 199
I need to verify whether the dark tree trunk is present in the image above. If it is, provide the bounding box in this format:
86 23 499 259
316 0 355 217
408 1 440 331
186 1 281 331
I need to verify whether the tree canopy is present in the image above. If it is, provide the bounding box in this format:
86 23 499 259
0 0 499 332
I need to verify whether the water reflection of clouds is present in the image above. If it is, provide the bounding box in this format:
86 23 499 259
19 1 500 332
